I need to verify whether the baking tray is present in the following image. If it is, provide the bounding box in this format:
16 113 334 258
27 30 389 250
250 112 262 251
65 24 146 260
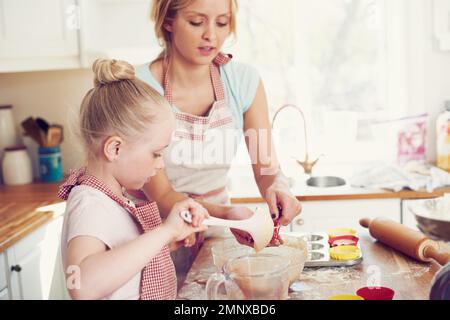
281 231 363 268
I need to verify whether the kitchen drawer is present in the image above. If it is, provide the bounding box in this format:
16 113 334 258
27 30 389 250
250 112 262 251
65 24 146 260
0 287 9 300
0 252 6 290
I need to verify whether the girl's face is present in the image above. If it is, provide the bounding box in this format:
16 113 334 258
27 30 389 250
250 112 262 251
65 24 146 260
114 111 176 190
167 0 232 65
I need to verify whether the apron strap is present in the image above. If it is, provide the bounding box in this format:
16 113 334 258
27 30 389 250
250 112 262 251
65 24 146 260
163 52 232 105
58 167 160 231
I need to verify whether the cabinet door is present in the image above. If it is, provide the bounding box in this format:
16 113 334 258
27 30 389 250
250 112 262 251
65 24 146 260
78 0 160 67
7 216 65 300
9 247 44 300
0 252 6 290
0 0 79 72
291 199 401 233
0 287 9 300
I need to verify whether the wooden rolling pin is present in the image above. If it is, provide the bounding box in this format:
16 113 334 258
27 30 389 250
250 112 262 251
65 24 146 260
360 217 450 266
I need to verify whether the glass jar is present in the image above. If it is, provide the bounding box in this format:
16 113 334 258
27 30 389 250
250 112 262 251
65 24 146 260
2 145 33 185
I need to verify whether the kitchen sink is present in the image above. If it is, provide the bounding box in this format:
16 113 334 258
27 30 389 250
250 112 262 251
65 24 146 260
306 176 346 188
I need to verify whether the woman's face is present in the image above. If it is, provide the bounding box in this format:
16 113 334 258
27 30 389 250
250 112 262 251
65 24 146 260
167 0 232 65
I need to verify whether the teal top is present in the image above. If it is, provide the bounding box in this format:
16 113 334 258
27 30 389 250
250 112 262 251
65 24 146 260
135 60 260 130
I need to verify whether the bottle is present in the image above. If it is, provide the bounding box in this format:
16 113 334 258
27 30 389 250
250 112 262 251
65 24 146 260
2 145 33 185
436 101 450 170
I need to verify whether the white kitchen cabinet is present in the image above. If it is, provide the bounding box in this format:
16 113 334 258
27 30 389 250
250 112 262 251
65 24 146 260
290 199 401 233
0 252 6 290
5 215 66 300
78 0 161 67
0 287 9 300
0 0 80 72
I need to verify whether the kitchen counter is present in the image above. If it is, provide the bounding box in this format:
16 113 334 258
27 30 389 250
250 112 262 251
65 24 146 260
177 232 450 300
0 182 65 252
228 163 450 203
1 176 449 253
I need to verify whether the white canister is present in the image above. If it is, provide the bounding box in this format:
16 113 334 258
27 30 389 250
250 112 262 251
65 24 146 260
0 105 18 157
2 145 33 185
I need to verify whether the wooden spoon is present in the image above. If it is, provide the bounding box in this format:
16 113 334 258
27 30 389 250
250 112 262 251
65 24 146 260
180 207 274 252
46 125 63 147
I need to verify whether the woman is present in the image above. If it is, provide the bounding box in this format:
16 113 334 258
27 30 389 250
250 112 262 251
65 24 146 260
136 0 302 273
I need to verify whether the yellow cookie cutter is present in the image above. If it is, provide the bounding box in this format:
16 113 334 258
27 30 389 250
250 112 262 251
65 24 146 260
327 228 357 238
329 245 361 261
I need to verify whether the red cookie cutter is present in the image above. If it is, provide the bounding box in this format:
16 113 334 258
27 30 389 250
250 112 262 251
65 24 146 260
328 235 359 247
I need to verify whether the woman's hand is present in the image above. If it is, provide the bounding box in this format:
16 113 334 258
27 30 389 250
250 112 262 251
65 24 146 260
265 182 302 226
163 198 209 242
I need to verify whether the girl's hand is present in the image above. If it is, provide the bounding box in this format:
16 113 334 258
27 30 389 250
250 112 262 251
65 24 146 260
168 233 196 252
265 183 302 226
164 199 209 242
182 233 196 247
224 206 255 247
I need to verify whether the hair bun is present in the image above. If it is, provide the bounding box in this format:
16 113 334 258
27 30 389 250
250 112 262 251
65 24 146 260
92 59 135 87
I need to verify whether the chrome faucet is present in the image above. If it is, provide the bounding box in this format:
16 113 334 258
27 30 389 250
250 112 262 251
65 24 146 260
271 104 321 175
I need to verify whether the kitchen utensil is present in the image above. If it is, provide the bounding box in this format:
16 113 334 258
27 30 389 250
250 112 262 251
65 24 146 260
356 286 395 300
408 198 450 241
180 207 274 252
206 254 290 300
211 236 308 286
35 117 49 134
21 117 45 146
329 245 361 261
327 228 357 238
328 235 359 247
46 125 63 147
282 231 363 267
360 217 450 266
211 238 253 270
259 243 307 285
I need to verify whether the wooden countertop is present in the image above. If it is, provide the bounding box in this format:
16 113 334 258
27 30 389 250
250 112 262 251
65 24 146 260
0 182 64 252
229 176 450 203
177 231 450 300
231 187 450 203
229 163 450 203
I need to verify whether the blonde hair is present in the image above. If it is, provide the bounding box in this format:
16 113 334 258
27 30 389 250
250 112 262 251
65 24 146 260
150 0 238 60
79 59 171 155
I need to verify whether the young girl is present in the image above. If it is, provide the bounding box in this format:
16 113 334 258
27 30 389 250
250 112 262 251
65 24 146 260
59 58 208 300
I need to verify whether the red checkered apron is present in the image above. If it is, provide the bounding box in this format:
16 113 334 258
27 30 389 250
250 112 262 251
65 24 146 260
58 168 177 300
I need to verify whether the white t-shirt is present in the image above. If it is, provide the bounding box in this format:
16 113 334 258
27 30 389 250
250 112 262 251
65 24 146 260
61 185 141 300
